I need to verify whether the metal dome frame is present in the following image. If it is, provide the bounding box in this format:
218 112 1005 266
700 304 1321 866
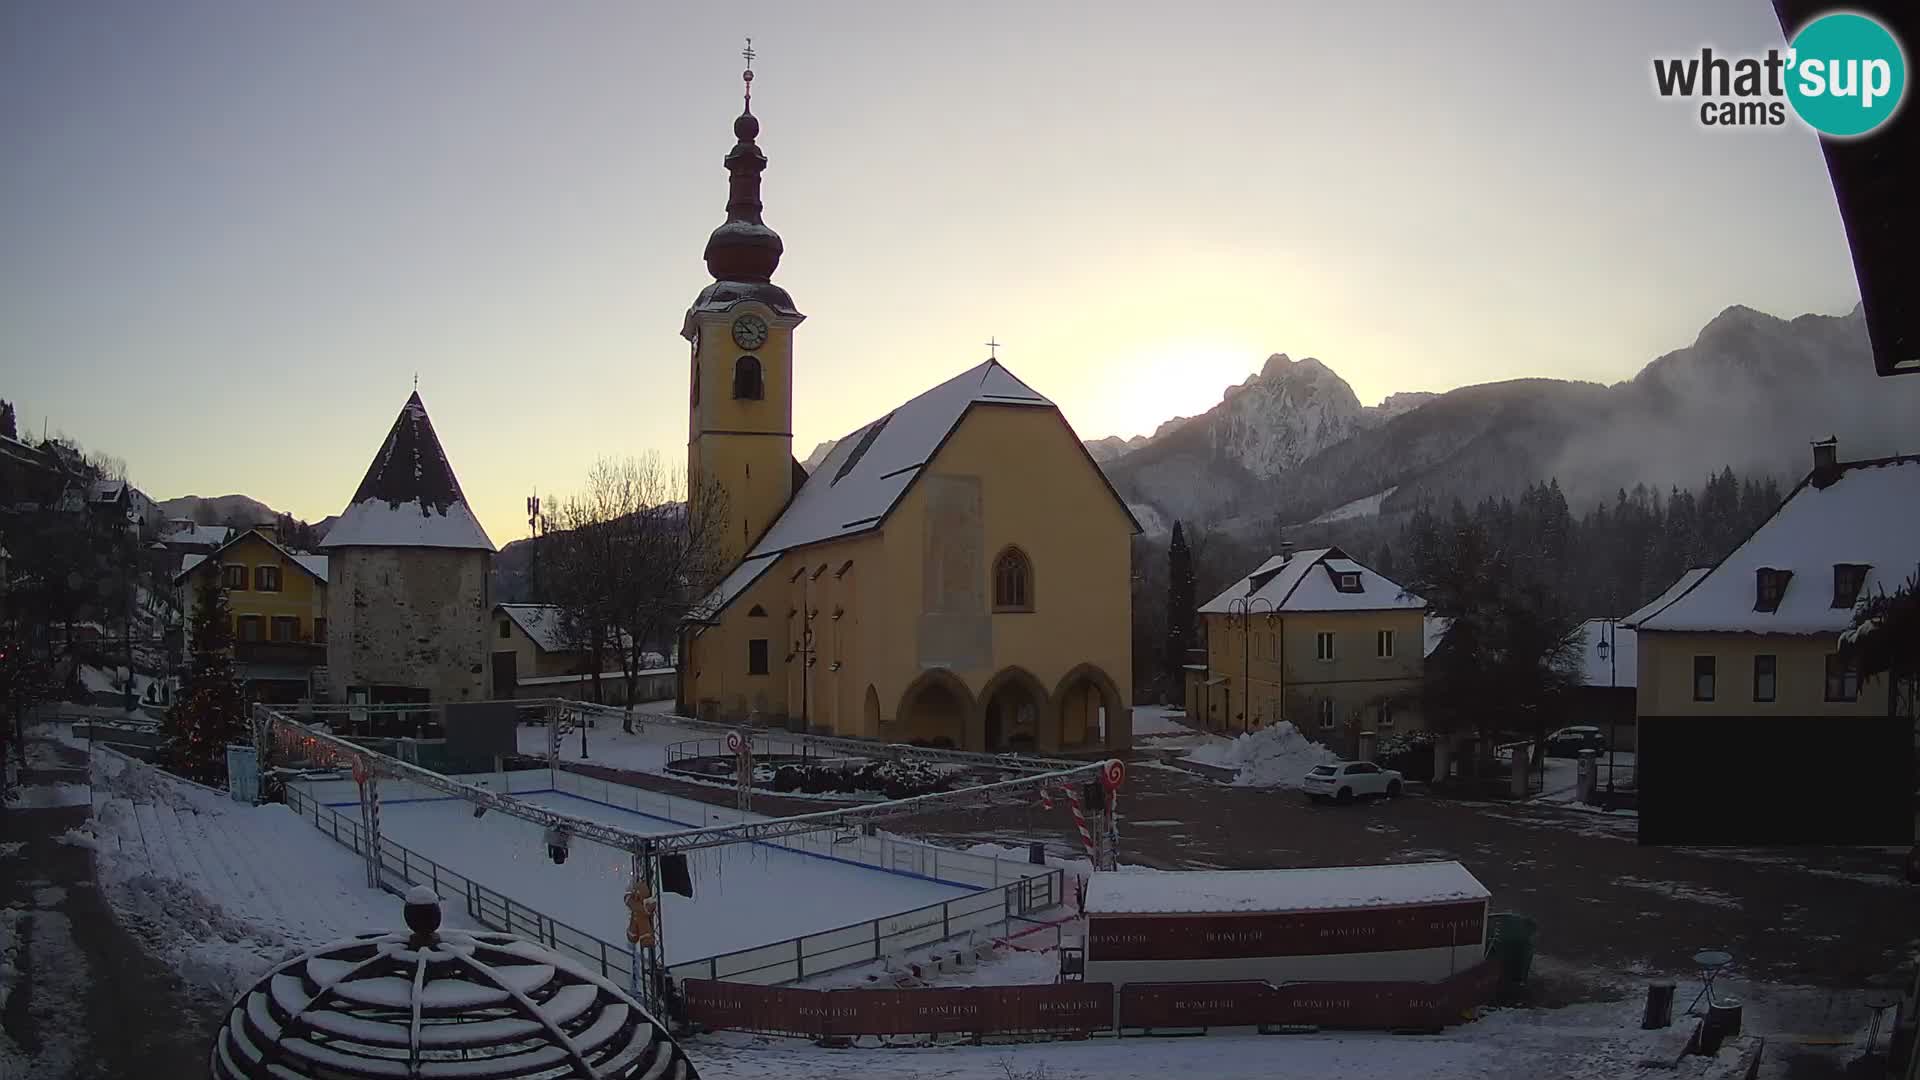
211 892 697 1079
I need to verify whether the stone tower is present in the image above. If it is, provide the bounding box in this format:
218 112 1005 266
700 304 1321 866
319 392 496 704
683 58 806 569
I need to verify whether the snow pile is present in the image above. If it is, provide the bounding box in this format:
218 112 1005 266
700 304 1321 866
1129 706 1192 738
74 750 431 999
1183 722 1340 787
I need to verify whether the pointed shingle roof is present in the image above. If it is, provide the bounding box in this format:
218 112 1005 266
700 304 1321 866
319 392 495 552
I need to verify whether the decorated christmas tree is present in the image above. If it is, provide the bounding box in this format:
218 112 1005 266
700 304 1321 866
163 575 248 785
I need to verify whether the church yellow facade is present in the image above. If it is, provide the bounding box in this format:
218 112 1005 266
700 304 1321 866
676 79 1136 753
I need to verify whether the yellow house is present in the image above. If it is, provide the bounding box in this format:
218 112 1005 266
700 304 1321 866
1190 547 1426 757
175 526 328 702
676 87 1137 753
1628 442 1917 844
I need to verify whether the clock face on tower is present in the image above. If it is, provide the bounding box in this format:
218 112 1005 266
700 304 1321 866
731 313 769 350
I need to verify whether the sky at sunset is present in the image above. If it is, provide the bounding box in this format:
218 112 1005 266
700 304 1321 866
1 1 1865 544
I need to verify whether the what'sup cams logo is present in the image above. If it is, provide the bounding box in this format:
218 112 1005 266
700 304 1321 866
1654 11 1907 136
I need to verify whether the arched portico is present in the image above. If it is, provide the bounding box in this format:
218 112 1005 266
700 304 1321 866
893 668 975 748
1052 663 1128 751
976 666 1050 753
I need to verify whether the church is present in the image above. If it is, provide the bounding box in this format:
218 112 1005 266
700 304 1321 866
676 65 1137 754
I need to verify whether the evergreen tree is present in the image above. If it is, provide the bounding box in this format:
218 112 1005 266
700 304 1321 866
1165 522 1196 691
1839 570 1920 721
163 576 248 786
0 399 15 439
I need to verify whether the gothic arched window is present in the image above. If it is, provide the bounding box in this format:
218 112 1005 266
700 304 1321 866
992 546 1033 612
733 356 763 400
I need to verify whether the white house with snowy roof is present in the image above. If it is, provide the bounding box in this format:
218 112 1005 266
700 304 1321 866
1628 440 1917 844
1188 547 1426 756
318 391 496 706
674 84 1137 752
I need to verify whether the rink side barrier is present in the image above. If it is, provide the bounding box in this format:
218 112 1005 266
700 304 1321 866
682 959 1502 1039
283 775 1062 988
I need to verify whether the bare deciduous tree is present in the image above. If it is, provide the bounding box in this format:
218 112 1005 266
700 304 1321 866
547 455 731 732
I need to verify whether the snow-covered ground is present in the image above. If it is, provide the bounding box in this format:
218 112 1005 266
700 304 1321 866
65 749 452 999
518 717 677 773
359 790 976 966
1183 722 1341 788
1306 485 1399 525
1129 706 1192 738
682 994 1752 1079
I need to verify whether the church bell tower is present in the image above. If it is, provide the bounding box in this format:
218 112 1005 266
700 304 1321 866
684 40 804 569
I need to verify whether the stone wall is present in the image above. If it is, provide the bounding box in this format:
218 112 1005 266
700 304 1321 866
326 547 491 702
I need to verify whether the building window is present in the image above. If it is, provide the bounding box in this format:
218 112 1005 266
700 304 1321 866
498 619 511 638
237 615 263 643
747 604 767 617
1315 632 1335 661
732 355 763 400
1377 702 1396 727
1832 564 1869 608
1376 629 1395 658
270 616 298 643
748 638 769 676
1752 654 1776 702
315 618 328 644
993 546 1034 612
1824 653 1860 702
1336 572 1361 592
1692 655 1716 702
254 565 281 592
1318 699 1336 730
223 564 248 590
1753 568 1790 612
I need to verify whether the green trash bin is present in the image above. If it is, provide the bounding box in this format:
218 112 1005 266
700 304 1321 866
1486 913 1537 991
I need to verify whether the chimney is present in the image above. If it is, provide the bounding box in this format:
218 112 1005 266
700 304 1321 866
1810 437 1840 489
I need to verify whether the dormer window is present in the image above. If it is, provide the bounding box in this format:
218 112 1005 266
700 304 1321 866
1832 564 1869 609
1754 568 1791 612
1336 572 1362 593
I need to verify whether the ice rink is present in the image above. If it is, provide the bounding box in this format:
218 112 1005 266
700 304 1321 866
346 789 976 965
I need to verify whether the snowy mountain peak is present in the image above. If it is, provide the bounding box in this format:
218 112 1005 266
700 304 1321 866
1211 354 1369 479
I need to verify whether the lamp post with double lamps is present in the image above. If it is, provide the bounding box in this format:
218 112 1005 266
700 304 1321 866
1227 596 1276 735
1596 619 1618 794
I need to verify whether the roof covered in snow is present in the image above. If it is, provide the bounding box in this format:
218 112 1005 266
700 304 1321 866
174 530 328 585
1574 618 1635 689
319 392 495 552
1086 861 1489 916
1620 568 1711 629
495 604 630 654
1634 455 1920 635
1199 547 1425 615
696 359 1140 617
162 523 232 547
1423 616 1453 658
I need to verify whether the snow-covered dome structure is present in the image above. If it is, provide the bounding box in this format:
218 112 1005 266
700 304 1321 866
210 887 695 1079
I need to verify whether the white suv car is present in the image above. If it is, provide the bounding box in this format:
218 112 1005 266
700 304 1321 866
1303 761 1404 804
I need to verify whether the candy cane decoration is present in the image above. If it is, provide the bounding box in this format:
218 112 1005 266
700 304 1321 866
1065 784 1096 857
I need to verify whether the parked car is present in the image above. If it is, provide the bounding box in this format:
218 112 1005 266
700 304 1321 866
1545 726 1608 757
1303 761 1404 804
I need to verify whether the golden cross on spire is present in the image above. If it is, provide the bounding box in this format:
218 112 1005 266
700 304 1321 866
742 37 756 104
985 337 1001 359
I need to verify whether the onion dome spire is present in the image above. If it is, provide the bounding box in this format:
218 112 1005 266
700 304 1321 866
703 38 783 283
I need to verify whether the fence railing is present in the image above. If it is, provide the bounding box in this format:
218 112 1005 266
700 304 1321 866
282 773 1063 989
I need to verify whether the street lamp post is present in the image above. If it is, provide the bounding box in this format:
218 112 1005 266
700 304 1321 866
1226 597 1275 735
1597 620 1617 795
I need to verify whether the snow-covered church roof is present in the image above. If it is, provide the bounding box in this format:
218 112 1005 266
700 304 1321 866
1199 547 1425 614
319 392 495 552
1634 454 1920 635
697 359 1139 618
